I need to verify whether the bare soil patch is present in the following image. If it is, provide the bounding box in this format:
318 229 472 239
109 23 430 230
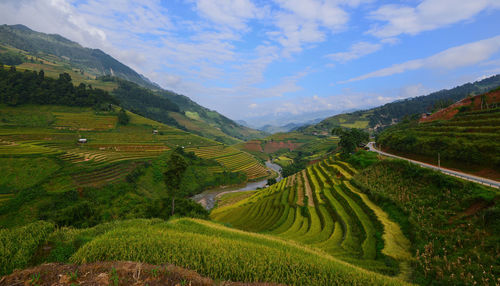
0 261 281 286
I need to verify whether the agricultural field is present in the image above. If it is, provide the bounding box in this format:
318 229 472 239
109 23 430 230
377 89 500 179
211 156 412 279
353 159 499 285
235 131 339 167
0 104 267 206
184 145 269 180
1 218 408 285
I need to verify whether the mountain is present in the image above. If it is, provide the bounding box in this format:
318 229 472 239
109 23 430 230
259 121 316 133
301 75 500 134
243 110 335 129
0 24 266 144
0 24 157 89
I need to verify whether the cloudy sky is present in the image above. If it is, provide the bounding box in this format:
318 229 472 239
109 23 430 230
1 0 500 125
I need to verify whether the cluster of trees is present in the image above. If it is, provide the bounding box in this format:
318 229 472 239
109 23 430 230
332 127 369 156
0 66 117 107
163 148 247 215
0 52 26 66
112 80 183 128
280 152 307 178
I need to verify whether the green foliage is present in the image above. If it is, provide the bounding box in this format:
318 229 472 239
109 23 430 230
117 108 129 125
112 80 180 128
377 108 500 168
164 150 189 197
0 51 26 65
280 152 307 178
0 221 55 275
267 178 277 186
353 160 499 285
332 127 369 155
0 67 118 107
347 150 378 169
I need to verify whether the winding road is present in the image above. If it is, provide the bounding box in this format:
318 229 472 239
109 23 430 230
367 142 500 189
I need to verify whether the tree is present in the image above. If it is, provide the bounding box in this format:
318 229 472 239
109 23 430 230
117 108 129 125
164 150 188 216
267 178 277 186
332 127 369 155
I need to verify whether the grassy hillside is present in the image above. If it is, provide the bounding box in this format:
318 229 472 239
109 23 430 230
1 218 409 285
377 89 500 179
0 24 267 144
353 159 499 285
302 75 500 133
211 155 412 278
0 104 268 227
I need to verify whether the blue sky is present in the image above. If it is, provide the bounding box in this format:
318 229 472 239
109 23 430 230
1 0 500 126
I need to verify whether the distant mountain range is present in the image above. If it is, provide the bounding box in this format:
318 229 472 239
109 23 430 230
300 74 500 134
258 119 323 134
242 110 337 129
0 24 266 144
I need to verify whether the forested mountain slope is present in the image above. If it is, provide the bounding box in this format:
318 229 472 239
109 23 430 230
0 24 266 144
301 75 500 133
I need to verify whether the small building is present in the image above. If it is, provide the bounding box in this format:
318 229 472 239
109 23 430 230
153 129 159 135
78 138 88 143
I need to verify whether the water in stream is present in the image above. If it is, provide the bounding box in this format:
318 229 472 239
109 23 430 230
192 161 282 210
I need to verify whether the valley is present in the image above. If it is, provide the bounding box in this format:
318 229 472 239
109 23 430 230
0 21 499 286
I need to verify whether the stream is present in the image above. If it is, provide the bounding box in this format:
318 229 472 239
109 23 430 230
192 161 282 210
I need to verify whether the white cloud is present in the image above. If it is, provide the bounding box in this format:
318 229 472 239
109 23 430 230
249 103 258 108
368 0 500 38
269 0 357 55
194 0 265 30
343 35 500 83
326 41 382 63
0 0 108 48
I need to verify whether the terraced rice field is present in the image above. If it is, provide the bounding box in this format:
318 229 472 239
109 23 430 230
185 146 269 180
211 158 412 278
0 105 268 194
378 105 500 174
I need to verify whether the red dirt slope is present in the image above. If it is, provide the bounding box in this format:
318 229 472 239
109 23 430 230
420 90 500 123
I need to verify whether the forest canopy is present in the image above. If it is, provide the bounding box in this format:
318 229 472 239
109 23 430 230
0 66 118 107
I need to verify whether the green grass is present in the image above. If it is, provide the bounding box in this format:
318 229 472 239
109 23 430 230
0 157 60 193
